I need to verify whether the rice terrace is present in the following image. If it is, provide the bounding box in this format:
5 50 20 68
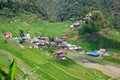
0 0 120 80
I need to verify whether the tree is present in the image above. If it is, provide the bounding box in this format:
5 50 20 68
78 20 98 35
78 10 111 35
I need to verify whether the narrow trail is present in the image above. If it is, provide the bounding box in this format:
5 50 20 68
67 52 120 79
19 44 25 49
81 62 120 79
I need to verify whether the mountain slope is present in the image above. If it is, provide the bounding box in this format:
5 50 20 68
0 0 48 19
0 0 120 29
35 0 61 21
36 0 120 29
0 20 114 80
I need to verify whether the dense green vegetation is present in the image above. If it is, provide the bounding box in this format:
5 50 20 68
0 0 120 29
0 0 120 52
0 0 120 80
0 0 48 19
34 0 120 29
0 17 118 80
0 38 112 80
78 11 110 34
57 0 120 29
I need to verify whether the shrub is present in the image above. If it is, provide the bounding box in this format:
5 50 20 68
78 20 98 35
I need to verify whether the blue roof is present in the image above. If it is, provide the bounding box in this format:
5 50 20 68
18 37 26 41
87 52 100 57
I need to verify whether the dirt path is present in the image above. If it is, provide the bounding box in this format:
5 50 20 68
19 44 25 48
81 62 120 79
67 51 120 79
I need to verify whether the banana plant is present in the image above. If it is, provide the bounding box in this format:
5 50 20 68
8 59 17 80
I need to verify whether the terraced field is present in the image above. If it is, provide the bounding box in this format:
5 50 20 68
0 18 117 80
0 40 112 80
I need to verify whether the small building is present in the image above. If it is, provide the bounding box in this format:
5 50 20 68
87 52 100 57
88 12 92 17
5 32 12 38
25 33 31 39
61 36 67 40
76 46 82 52
58 42 68 50
70 21 81 28
53 50 66 60
97 49 106 55
83 12 92 22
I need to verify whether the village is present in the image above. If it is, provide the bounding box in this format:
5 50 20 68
4 30 120 62
3 12 120 61
1 0 120 79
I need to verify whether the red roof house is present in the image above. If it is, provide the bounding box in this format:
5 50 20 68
5 32 12 38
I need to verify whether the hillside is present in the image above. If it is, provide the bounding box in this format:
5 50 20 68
0 0 120 80
0 0 48 20
34 0 120 29
35 0 61 21
0 0 120 29
0 17 118 80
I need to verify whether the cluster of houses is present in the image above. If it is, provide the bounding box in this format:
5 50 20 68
70 12 92 29
4 31 120 60
29 35 83 60
4 32 83 60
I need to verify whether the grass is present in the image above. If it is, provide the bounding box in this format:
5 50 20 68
0 54 10 67
0 36 114 80
68 34 120 57
0 15 71 37
67 35 120 65
103 56 120 64
0 15 118 80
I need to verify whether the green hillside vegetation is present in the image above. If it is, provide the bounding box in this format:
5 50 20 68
0 39 114 80
0 16 118 80
0 0 48 20
41 0 120 29
0 0 120 80
0 36 112 80
0 15 71 37
56 0 120 29
0 0 120 29
36 0 61 21
65 10 120 55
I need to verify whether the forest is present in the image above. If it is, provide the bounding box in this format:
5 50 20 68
0 0 120 29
